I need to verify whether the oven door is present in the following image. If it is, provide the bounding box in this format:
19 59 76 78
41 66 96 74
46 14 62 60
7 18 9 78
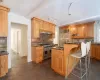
43 49 51 60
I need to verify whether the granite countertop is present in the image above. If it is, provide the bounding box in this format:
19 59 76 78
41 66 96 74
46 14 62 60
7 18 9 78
0 51 9 56
65 42 100 45
92 43 100 45
52 47 64 50
32 45 42 47
31 43 42 47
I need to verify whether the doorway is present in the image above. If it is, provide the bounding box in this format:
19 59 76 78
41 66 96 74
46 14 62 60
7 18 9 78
11 23 28 67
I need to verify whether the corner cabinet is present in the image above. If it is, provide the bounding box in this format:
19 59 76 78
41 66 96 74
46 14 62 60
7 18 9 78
31 46 43 63
0 55 8 77
31 17 56 39
0 5 10 37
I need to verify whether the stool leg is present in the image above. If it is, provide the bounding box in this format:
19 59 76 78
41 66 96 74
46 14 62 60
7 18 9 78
87 52 91 80
80 59 83 80
85 55 88 80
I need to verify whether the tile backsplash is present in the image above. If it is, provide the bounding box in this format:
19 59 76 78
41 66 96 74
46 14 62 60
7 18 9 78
71 39 94 43
0 37 7 45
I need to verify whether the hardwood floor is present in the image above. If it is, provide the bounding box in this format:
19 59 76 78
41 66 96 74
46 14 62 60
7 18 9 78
0 55 100 80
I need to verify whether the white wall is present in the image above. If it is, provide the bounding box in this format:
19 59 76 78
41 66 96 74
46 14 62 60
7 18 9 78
53 26 59 44
94 21 100 43
11 23 28 57
8 12 31 68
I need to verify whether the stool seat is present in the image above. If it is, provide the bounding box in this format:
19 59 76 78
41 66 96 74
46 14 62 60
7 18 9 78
71 50 82 58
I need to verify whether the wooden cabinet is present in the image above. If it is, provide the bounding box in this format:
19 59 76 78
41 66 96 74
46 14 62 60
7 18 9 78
31 18 40 38
0 55 8 77
84 22 94 38
69 22 94 39
69 25 77 35
51 49 64 75
49 23 55 34
31 17 56 39
77 25 85 37
31 46 43 63
43 21 49 31
91 44 100 60
0 6 9 37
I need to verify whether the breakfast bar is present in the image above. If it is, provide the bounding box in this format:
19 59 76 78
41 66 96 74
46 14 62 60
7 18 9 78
51 43 79 76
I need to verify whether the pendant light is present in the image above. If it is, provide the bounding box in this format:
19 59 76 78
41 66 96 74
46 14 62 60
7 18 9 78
68 2 73 15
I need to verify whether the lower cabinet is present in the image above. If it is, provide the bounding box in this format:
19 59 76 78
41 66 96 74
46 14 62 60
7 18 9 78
51 49 64 76
91 44 100 60
0 55 8 77
31 46 43 63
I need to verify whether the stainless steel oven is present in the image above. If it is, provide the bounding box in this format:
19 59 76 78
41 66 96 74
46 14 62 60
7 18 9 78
43 45 52 60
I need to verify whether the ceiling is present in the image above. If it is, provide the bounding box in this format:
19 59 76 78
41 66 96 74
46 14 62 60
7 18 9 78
1 0 100 26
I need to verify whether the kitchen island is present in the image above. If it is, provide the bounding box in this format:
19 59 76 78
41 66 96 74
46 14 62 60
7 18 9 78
51 44 79 76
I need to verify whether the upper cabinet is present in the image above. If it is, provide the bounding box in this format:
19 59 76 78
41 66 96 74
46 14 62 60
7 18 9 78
0 5 10 37
69 25 77 35
76 25 85 38
31 17 56 39
69 22 94 39
31 18 40 38
84 22 94 38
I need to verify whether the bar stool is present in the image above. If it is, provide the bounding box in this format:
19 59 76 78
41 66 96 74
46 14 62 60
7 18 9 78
65 42 91 80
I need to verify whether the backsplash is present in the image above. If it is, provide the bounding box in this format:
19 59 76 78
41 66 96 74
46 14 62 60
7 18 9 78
0 37 7 51
32 33 53 44
0 37 7 45
71 39 94 43
59 28 94 47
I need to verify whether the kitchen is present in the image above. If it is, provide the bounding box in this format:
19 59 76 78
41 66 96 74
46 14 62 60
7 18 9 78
31 17 100 79
0 0 100 80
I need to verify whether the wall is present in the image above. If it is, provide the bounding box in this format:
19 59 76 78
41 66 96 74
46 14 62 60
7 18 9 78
8 12 31 68
11 23 28 57
94 20 100 42
53 26 59 44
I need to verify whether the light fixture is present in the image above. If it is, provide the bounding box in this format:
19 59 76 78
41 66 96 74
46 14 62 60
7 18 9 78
68 0 80 16
68 2 73 15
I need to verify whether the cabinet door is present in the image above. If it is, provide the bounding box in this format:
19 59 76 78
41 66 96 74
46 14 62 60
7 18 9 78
39 20 43 30
51 49 64 75
77 25 85 37
31 18 40 38
4 55 8 73
51 49 56 69
69 26 77 35
49 23 55 33
0 56 5 77
57 50 64 75
43 22 49 31
36 47 43 63
0 10 8 37
91 45 96 58
96 45 100 60
85 23 94 38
